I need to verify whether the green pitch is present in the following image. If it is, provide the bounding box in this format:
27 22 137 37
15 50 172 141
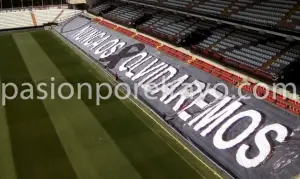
0 30 223 179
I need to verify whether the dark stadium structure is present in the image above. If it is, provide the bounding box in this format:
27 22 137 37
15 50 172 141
88 0 300 84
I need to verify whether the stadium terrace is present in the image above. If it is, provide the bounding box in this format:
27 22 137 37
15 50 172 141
56 16 300 179
70 23 291 168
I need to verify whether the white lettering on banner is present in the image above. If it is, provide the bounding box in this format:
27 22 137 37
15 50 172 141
164 80 205 111
78 29 98 43
236 124 288 168
71 26 112 51
68 25 293 169
188 97 232 127
94 39 120 55
152 74 189 102
141 66 177 90
87 35 111 50
83 31 107 46
74 27 96 41
71 25 92 39
178 88 223 121
130 58 162 81
137 63 169 87
125 55 153 78
213 110 261 149
99 42 127 59
200 100 243 137
119 52 148 72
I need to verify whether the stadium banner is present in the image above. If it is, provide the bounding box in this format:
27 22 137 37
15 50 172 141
55 16 300 179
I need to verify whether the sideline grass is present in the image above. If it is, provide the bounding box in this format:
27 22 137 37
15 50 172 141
13 32 143 179
0 78 17 179
0 34 78 179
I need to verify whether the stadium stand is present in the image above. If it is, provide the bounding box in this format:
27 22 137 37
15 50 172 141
88 1 119 16
286 8 300 31
191 26 300 81
103 4 156 27
229 0 298 28
125 0 300 34
137 12 201 45
0 8 81 30
0 10 34 29
34 8 82 25
91 1 299 82
53 9 82 23
89 3 113 15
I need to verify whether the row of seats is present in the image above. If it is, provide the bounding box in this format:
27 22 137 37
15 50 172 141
103 4 156 27
0 8 81 30
34 9 81 25
88 2 118 15
54 9 82 23
93 1 300 82
267 44 300 75
0 10 33 29
137 12 200 45
126 0 300 33
193 25 300 81
230 0 298 27
287 9 300 30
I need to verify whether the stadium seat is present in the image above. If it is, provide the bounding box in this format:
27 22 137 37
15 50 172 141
0 8 81 30
285 9 300 32
55 9 82 23
229 0 294 27
34 9 81 25
0 10 34 29
97 1 300 82
138 12 203 45
192 24 300 81
103 4 157 27
88 2 114 15
126 0 300 33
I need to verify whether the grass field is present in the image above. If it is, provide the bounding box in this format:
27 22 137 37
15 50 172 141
0 30 223 179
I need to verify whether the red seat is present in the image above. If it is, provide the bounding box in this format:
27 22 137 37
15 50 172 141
100 20 117 29
212 68 221 77
288 99 300 107
266 93 276 103
276 100 287 109
115 27 135 37
242 84 253 93
288 106 300 115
